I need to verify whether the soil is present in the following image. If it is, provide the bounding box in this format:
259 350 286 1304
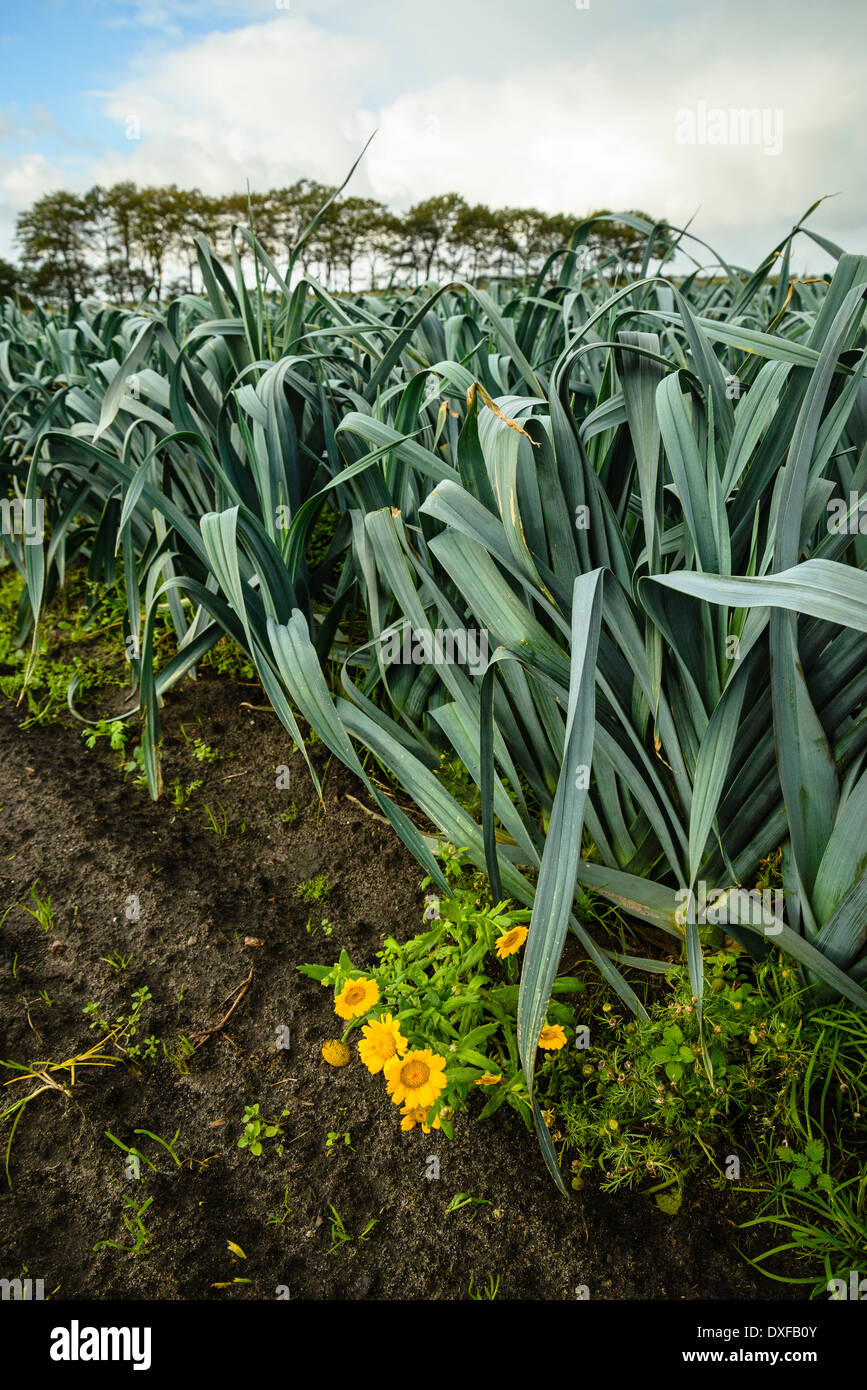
0 672 801 1301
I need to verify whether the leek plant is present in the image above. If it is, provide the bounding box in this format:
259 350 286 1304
3 189 866 1185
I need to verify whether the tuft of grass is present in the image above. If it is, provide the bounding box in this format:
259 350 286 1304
22 880 54 933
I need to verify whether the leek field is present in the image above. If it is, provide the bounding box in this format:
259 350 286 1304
1 191 866 1304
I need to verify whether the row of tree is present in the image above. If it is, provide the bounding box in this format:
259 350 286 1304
4 182 666 304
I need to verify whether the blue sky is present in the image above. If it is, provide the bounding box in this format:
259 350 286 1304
1 0 865 270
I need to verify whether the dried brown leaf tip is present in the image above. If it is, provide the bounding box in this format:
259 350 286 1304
466 382 539 444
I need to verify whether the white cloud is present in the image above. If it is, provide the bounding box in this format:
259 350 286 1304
88 15 379 194
369 44 867 269
0 151 70 258
1 5 864 270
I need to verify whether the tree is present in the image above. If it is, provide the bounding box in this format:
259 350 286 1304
451 203 511 283
500 207 561 279
333 197 389 293
308 198 343 289
134 186 189 299
16 190 99 303
537 212 577 267
95 181 142 302
272 180 337 279
0 258 23 299
170 189 220 295
401 194 469 284
272 180 332 261
11 180 667 301
585 210 673 276
363 208 403 292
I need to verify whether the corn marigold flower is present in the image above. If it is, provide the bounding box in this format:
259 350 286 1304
538 1023 567 1051
334 976 379 1020
383 1048 447 1110
321 1039 351 1067
399 1103 441 1133
475 1073 502 1086
357 1013 407 1074
495 925 528 960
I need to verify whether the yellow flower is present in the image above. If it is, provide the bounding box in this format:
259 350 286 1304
538 1023 567 1051
475 1073 502 1086
495 925 528 959
334 976 379 1020
321 1039 351 1067
383 1048 447 1111
399 1103 441 1133
357 1014 407 1074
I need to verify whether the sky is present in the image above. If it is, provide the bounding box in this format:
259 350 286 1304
0 0 865 273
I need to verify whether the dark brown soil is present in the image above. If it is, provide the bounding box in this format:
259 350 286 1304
0 673 800 1301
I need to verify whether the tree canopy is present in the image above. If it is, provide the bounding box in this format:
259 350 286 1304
10 181 669 304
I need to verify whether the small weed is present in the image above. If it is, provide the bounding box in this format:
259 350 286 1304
22 880 54 933
238 1104 289 1157
163 1035 195 1074
775 1138 834 1193
0 1037 122 1187
104 1131 155 1177
326 1205 350 1253
467 1272 500 1300
305 916 333 939
100 952 132 971
83 985 156 1059
81 719 127 757
325 1130 353 1156
445 1193 492 1216
203 803 228 836
201 637 255 682
295 875 333 903
94 1194 154 1255
169 776 203 808
121 745 148 789
326 1204 377 1255
180 723 222 762
265 1188 293 1227
135 1127 183 1169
